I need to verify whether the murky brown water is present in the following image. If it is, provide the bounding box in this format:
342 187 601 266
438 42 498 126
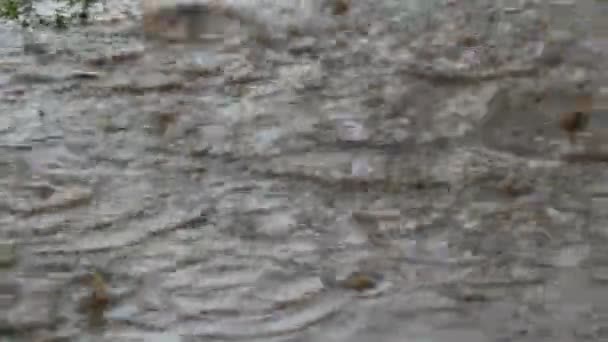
2 0 608 341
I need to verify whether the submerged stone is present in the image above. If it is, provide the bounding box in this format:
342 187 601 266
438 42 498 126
0 242 16 268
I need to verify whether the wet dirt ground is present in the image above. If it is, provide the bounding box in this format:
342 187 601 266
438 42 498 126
2 0 608 341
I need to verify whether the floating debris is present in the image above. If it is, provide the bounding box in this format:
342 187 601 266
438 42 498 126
336 272 382 292
89 272 110 308
155 112 179 136
329 0 350 15
559 111 589 144
68 70 104 80
141 0 243 42
81 271 110 329
76 271 111 329
13 187 93 217
497 172 533 197
85 49 144 67
559 94 593 144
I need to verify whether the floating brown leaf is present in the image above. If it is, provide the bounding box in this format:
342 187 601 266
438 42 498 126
89 271 109 308
338 272 378 291
332 0 350 15
559 111 589 144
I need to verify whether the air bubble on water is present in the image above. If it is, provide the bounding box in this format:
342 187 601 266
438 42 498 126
404 239 418 259
530 40 545 58
433 240 450 261
351 157 373 178
337 120 369 142
461 48 481 66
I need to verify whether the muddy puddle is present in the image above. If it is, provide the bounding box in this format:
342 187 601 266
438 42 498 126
2 0 608 341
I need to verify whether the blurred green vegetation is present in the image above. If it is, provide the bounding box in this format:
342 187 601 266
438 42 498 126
0 0 20 19
0 0 96 28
